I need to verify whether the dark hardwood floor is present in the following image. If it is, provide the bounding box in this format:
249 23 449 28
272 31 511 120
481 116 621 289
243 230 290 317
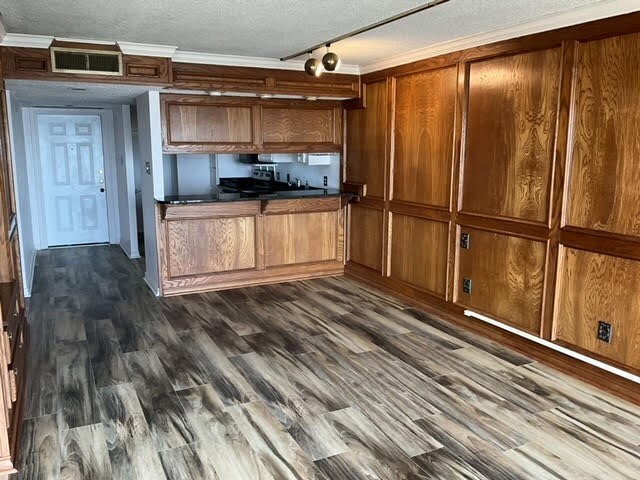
14 246 640 479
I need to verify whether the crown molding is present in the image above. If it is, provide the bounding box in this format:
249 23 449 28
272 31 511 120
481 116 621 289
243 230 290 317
0 33 53 48
360 0 640 74
172 50 360 75
118 41 178 57
56 37 116 45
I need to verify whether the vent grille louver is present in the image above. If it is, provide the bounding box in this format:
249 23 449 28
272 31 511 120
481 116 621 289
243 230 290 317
51 47 122 76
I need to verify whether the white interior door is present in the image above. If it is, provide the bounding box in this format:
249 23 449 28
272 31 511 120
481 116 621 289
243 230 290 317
38 114 109 246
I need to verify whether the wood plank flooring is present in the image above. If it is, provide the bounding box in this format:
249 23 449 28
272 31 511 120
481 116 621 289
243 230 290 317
14 245 640 479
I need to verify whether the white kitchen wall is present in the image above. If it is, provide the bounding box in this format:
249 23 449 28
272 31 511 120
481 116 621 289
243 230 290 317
163 154 178 196
177 154 214 195
275 156 341 189
112 104 140 259
216 154 253 179
6 92 36 296
137 91 163 295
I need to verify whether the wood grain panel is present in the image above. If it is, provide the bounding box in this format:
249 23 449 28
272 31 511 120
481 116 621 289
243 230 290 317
261 107 336 144
167 104 253 144
264 212 338 267
462 48 561 223
393 66 457 207
566 33 640 237
166 217 256 277
389 214 449 296
345 82 388 199
261 197 341 214
349 205 383 272
554 247 640 371
456 227 546 334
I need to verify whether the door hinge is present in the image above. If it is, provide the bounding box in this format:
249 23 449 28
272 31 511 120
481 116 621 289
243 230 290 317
460 233 470 249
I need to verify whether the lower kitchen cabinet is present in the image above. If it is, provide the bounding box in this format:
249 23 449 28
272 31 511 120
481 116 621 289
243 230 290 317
157 197 345 295
554 247 640 372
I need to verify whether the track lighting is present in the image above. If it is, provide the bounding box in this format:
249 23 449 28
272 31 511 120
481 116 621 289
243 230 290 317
303 52 323 77
322 44 341 72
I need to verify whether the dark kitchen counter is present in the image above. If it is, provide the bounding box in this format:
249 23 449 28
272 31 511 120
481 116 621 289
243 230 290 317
156 186 344 205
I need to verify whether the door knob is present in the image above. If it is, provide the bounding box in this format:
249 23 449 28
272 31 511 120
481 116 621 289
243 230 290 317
100 188 105 192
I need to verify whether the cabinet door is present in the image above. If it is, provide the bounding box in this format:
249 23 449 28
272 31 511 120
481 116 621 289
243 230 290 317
346 81 387 199
462 48 561 223
348 204 384 272
456 227 546 334
166 216 256 277
261 106 341 147
393 66 457 208
565 32 640 238
165 103 254 145
554 248 640 371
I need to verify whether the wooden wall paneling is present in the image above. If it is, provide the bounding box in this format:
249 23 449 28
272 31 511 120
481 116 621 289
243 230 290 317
264 211 338 267
345 81 388 199
455 226 547 334
389 213 449 296
348 203 384 272
553 247 640 372
461 47 562 224
382 77 394 277
166 216 257 277
540 40 578 340
393 66 457 207
122 55 172 84
565 32 640 238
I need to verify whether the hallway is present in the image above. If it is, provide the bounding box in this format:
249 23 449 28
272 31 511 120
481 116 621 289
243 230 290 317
15 246 640 479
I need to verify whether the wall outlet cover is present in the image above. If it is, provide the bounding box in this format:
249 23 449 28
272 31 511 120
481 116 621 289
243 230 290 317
597 321 612 343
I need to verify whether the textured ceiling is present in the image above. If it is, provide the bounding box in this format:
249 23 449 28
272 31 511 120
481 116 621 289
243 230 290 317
5 80 157 106
0 0 629 67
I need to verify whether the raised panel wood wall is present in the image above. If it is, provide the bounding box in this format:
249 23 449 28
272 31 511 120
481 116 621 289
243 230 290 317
554 248 640 372
166 217 256 277
565 32 640 238
456 227 546 334
166 104 253 144
345 81 387 199
393 66 457 207
389 214 448 296
462 48 561 224
264 211 338 267
349 204 383 272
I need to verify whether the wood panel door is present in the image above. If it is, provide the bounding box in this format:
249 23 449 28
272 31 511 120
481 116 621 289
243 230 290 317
456 227 547 334
393 66 457 208
348 204 384 272
389 213 449 296
554 247 640 372
565 32 640 238
345 81 388 199
264 211 338 267
165 103 254 145
461 48 561 224
261 106 341 149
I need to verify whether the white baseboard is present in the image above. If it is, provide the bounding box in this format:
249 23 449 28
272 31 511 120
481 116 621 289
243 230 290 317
464 309 640 385
143 274 160 296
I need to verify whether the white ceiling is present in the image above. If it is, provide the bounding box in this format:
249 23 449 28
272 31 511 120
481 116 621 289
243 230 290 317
0 0 637 71
5 79 157 106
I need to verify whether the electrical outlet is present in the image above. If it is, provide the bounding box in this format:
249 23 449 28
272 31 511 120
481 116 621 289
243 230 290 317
323 176 328 187
597 321 613 343
460 233 470 249
462 278 472 294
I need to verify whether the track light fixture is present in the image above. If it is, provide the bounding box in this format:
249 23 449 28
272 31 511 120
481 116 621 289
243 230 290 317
303 52 323 77
281 0 451 77
321 44 341 72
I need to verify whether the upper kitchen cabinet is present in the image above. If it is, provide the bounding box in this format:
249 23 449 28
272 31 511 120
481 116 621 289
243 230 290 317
461 47 561 224
565 32 640 238
393 66 457 209
161 94 343 153
345 81 388 199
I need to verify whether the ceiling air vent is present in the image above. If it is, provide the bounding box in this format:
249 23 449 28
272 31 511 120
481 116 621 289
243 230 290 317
51 47 123 76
